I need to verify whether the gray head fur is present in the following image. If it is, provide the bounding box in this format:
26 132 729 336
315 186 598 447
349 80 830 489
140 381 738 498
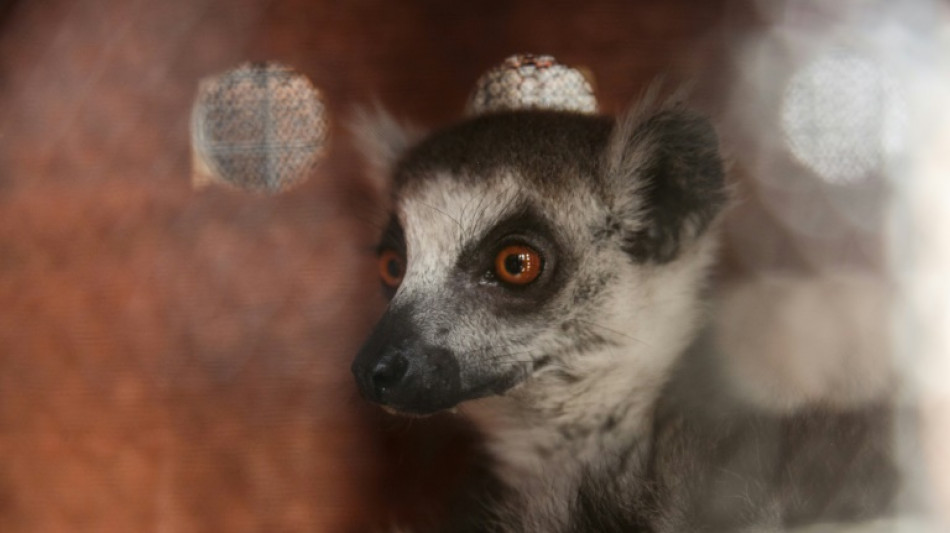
352 95 726 425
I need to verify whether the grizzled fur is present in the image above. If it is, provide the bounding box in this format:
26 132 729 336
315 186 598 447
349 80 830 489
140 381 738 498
351 96 899 532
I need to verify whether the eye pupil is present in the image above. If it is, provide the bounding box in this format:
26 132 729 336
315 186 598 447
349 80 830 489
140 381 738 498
387 259 402 278
504 254 524 275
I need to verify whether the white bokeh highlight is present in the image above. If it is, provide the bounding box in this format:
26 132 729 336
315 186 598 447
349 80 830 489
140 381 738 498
781 53 907 185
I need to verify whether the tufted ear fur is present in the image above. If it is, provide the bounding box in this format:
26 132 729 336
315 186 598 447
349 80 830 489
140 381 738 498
604 96 727 263
348 104 424 195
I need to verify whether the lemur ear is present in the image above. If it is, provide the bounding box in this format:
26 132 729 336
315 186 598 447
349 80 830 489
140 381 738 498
349 105 424 195
604 99 727 263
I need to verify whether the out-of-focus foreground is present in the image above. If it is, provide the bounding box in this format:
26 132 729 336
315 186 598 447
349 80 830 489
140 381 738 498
1 0 948 531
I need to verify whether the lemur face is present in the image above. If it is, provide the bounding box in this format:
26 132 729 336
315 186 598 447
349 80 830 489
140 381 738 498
352 106 726 415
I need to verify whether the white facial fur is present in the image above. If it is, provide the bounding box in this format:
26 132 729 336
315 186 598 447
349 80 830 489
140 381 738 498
391 167 721 481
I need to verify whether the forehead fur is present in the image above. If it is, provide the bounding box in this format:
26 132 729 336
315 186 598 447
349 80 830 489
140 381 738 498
395 111 613 192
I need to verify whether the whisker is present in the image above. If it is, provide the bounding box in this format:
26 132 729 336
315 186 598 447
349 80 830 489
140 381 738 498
481 355 537 366
418 201 463 231
466 343 537 357
479 351 537 364
349 217 388 235
470 347 541 366
572 318 654 348
468 191 491 241
344 208 393 237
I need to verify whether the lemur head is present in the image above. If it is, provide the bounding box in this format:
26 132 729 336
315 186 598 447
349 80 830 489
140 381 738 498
351 96 726 416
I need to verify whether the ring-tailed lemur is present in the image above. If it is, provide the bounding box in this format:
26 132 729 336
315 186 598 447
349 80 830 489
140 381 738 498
349 91 901 532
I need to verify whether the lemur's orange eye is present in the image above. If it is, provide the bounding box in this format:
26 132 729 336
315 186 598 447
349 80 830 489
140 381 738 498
379 250 405 289
494 245 542 285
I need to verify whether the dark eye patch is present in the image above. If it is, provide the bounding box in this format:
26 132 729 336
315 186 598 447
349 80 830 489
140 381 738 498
376 214 406 256
453 204 572 315
376 214 406 299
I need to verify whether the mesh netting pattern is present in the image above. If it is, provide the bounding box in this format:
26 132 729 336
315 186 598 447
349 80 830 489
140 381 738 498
191 62 328 194
466 54 598 116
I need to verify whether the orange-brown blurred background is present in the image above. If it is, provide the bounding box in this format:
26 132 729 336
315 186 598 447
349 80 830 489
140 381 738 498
0 1 742 530
2 0 947 531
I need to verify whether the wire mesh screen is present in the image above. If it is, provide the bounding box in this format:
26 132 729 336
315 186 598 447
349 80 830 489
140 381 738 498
0 0 948 531
192 62 328 194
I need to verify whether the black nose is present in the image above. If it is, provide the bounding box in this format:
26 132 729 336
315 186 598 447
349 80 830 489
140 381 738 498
352 345 462 415
370 351 409 398
351 304 463 414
